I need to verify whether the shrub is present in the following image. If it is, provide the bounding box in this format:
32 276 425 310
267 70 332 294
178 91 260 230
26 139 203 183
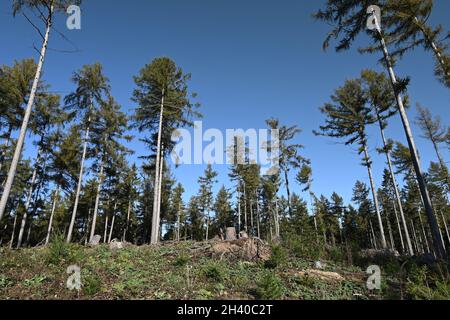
46 233 82 265
255 272 285 300
174 253 191 267
203 261 228 282
83 273 102 296
406 265 450 300
265 244 287 269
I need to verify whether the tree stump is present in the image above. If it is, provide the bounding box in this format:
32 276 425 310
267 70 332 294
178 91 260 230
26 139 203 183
225 227 237 241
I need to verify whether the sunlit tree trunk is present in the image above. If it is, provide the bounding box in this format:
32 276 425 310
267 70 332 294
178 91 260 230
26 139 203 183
108 203 117 244
372 13 446 259
45 186 60 245
103 211 109 244
9 208 18 249
151 91 165 245
123 200 132 242
67 115 91 243
440 210 450 245
89 160 104 243
255 190 260 238
0 4 54 222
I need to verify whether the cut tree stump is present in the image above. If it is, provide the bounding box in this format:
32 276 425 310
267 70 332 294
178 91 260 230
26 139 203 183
225 227 237 241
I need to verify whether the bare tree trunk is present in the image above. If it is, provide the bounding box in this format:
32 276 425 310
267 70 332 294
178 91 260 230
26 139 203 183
89 160 104 243
17 158 41 249
0 4 54 222
376 110 414 255
45 186 60 245
176 201 181 242
418 209 431 253
284 169 293 217
386 210 395 250
67 118 91 243
103 211 109 244
237 187 241 236
123 200 132 242
372 13 446 259
393 202 406 253
274 197 280 239
363 145 387 249
411 221 421 254
155 146 164 242
9 211 18 249
370 219 378 250
108 203 117 244
243 183 247 232
440 210 450 245
150 91 165 245
249 199 254 236
255 190 260 238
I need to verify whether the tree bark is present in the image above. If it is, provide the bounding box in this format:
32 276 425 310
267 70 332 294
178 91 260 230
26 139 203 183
372 13 447 259
103 210 109 244
67 117 91 243
150 91 165 245
363 145 387 249
0 4 54 222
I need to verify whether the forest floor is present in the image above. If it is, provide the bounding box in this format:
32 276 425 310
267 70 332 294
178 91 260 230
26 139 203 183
0 240 420 300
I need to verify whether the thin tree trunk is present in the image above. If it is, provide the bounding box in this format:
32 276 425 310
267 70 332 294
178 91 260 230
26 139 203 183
150 90 165 245
274 197 280 238
413 17 450 80
67 118 91 243
393 202 406 254
103 211 109 244
417 208 431 253
155 145 164 243
89 160 104 242
17 159 41 248
440 210 450 245
9 210 18 249
237 187 241 236
0 4 54 222
284 169 293 217
376 110 414 255
84 208 92 246
372 13 446 259
363 145 387 249
123 200 132 242
108 203 117 244
411 221 421 254
249 199 254 236
369 219 378 250
255 190 260 238
176 201 181 242
386 210 395 250
45 186 60 245
243 183 247 232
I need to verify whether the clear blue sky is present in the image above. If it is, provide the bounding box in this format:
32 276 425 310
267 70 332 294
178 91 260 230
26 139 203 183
1 0 449 206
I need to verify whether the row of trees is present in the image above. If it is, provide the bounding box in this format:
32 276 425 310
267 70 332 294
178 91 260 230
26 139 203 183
0 1 448 260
